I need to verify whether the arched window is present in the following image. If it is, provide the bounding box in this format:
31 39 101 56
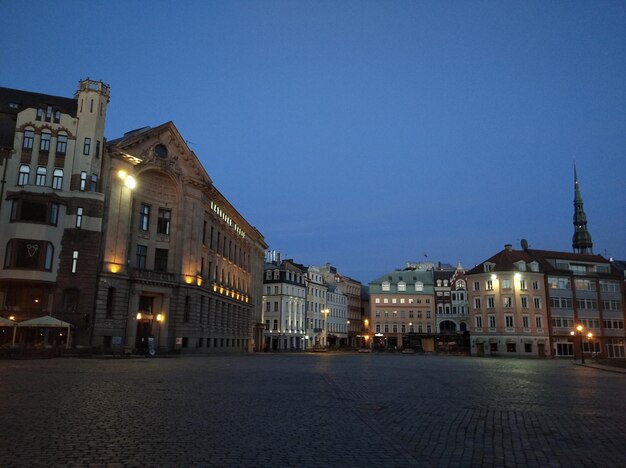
18 165 30 185
36 166 47 186
40 131 51 152
22 129 34 149
52 168 63 189
56 133 67 154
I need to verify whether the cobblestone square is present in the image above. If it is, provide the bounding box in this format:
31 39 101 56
1 354 625 467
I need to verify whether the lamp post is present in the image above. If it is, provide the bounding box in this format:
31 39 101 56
570 324 590 364
322 308 330 349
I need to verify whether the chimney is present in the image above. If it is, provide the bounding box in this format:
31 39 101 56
504 244 513 252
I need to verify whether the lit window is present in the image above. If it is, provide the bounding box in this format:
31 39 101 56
80 171 87 191
71 251 79 273
76 207 83 228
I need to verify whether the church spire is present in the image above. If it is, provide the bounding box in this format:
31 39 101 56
572 165 593 254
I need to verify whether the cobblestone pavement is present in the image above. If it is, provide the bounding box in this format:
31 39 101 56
1 354 625 467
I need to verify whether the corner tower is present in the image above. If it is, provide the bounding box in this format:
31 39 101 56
572 165 593 254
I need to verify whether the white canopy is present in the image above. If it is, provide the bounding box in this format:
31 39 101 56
0 316 15 327
17 315 73 328
14 315 73 348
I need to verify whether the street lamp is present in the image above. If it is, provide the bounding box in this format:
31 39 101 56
570 324 589 364
322 308 330 348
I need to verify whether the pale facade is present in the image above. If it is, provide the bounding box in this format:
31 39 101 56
262 257 307 351
94 121 267 353
326 284 348 347
466 246 550 358
369 267 436 350
306 266 328 347
0 79 109 346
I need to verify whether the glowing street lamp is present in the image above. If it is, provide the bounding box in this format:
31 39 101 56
570 324 588 364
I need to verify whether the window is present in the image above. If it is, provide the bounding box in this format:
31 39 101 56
505 315 514 328
534 297 542 309
106 287 115 318
473 281 480 291
46 105 52 121
397 281 406 291
503 297 512 308
488 316 496 328
54 110 61 123
157 209 171 235
202 221 207 245
547 277 570 289
76 208 83 228
487 297 495 308
36 108 43 120
381 281 390 291
184 296 190 323
56 134 67 154
139 204 150 231
90 174 98 191
4 239 54 271
599 281 619 293
154 248 168 272
49 203 59 225
18 165 29 185
536 316 543 329
486 280 494 290
52 169 63 189
521 296 529 308
71 251 79 273
83 138 91 156
426 325 432 333
136 245 147 269
532 280 540 290
475 315 482 328
415 282 424 292
23 130 34 149
80 171 87 191
10 198 58 225
519 279 527 290
502 279 511 289
40 131 51 152
95 140 100 158
35 167 46 186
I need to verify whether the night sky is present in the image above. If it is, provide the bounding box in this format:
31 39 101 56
2 1 625 283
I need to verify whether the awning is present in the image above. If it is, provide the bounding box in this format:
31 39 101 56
17 315 73 328
14 315 73 348
0 316 15 327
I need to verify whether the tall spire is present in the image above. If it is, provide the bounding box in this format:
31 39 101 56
572 165 593 254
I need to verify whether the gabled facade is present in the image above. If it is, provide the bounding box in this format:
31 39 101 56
434 263 469 334
466 245 550 357
262 255 307 351
0 79 109 346
94 121 267 353
369 265 436 350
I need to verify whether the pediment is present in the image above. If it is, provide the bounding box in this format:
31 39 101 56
108 122 212 185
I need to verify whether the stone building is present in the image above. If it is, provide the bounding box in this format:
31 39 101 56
262 253 307 351
0 79 109 346
95 122 267 353
466 245 550 357
369 264 436 350
305 266 328 348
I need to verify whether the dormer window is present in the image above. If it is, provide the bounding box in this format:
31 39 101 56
483 262 495 272
382 281 390 291
529 262 539 272
515 261 527 271
397 281 406 292
415 282 424 292
456 280 466 290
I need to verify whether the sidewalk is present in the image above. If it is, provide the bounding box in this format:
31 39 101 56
573 360 626 374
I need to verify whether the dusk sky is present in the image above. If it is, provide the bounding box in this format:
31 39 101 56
2 1 625 283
